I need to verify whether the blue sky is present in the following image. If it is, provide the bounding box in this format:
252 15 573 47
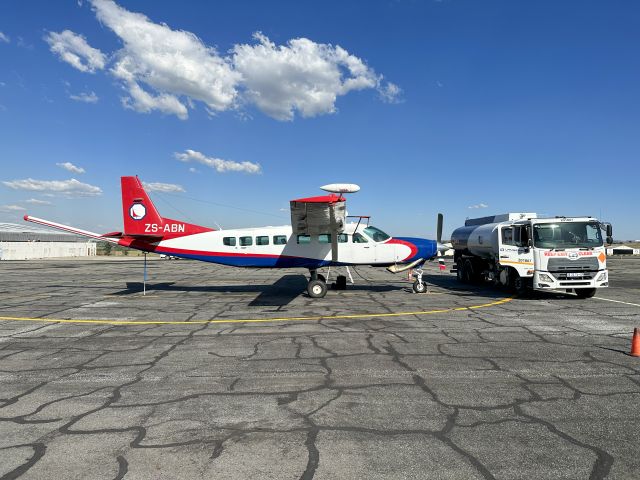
0 0 638 239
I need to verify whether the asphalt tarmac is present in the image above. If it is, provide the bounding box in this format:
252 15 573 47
0 256 639 479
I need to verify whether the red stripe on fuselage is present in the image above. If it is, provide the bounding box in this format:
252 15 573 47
385 238 418 261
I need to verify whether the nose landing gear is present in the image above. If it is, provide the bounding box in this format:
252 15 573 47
412 266 428 294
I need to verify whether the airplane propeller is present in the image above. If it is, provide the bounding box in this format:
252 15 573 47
435 212 451 272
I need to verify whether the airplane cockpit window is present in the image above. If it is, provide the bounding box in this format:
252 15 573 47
256 236 269 246
297 235 311 244
353 232 368 243
337 233 348 243
273 235 287 245
223 237 236 246
363 226 390 242
240 236 252 246
318 234 331 244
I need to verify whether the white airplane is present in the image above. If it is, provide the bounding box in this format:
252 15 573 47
25 176 447 298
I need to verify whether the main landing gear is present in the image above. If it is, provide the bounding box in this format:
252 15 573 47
307 269 348 298
307 270 328 298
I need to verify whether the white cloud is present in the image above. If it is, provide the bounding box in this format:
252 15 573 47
0 204 26 212
175 149 261 174
142 182 185 193
468 203 489 209
56 162 86 174
0 32 9 43
92 0 239 119
69 91 99 103
233 32 396 120
3 178 102 196
188 167 198 173
25 198 53 205
46 0 398 121
45 30 106 73
379 82 402 103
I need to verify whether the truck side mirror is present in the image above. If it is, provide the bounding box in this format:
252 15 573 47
527 238 533 247
606 236 613 245
606 224 613 237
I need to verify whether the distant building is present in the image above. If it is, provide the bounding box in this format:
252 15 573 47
0 223 96 260
606 245 640 256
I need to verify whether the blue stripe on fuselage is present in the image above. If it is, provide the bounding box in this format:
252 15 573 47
394 237 438 262
168 252 347 269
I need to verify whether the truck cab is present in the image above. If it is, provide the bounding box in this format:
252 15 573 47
529 217 610 297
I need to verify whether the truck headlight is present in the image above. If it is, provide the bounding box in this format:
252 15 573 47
538 273 554 283
596 272 607 282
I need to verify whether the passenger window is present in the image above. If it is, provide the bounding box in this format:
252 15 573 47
256 236 269 246
273 235 287 245
297 235 311 244
501 228 514 246
337 233 348 243
239 236 252 246
223 237 236 246
353 233 368 243
318 234 331 244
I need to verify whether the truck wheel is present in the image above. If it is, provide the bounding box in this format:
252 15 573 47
513 275 529 295
463 259 475 283
307 279 328 298
456 262 465 283
575 288 596 298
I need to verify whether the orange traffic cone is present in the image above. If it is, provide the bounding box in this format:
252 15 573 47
631 328 640 357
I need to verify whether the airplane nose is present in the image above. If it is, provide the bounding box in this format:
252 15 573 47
418 239 437 260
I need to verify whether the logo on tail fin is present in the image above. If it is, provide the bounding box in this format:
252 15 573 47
129 203 146 220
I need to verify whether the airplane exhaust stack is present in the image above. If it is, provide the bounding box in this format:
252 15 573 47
631 328 640 357
387 258 424 274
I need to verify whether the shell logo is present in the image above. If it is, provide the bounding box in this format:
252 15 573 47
129 203 146 220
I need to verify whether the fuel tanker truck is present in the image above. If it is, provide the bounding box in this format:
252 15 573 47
451 213 613 298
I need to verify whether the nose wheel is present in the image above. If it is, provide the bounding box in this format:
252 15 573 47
412 267 428 294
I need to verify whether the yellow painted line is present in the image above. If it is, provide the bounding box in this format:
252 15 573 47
499 260 534 265
0 296 514 326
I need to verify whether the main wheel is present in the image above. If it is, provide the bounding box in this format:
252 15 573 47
575 288 596 298
413 280 427 294
307 279 328 298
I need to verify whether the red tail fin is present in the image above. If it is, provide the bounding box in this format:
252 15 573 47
121 176 164 235
120 176 214 238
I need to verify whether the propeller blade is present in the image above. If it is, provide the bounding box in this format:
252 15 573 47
437 213 443 244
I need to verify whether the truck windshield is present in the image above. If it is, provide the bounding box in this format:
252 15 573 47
533 222 603 249
363 226 391 242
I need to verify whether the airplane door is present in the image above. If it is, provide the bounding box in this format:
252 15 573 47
352 232 376 264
